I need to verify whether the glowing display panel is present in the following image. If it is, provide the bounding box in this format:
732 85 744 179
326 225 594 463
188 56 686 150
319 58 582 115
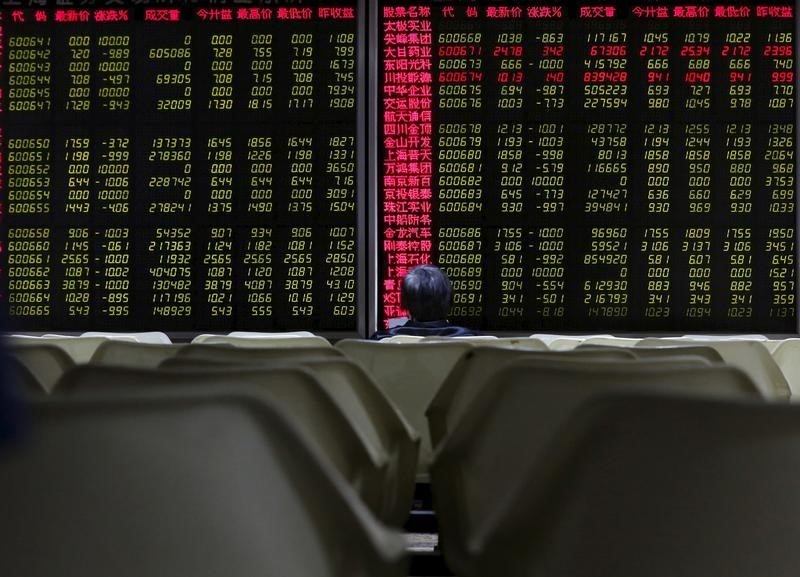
0 0 360 332
379 0 796 332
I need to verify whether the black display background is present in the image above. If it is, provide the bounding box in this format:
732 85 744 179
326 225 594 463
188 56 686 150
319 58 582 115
1 0 362 333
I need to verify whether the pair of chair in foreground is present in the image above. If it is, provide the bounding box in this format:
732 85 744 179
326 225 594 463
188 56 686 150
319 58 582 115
1 341 420 575
425 347 800 577
45 344 420 528
0 389 408 577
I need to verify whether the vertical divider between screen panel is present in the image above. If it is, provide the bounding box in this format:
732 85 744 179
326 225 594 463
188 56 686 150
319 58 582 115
367 0 378 337
795 12 800 335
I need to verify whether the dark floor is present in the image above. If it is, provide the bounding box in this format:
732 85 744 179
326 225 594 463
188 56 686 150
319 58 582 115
405 483 454 576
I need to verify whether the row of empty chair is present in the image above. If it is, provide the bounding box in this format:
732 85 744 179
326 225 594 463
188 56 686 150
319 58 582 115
5 334 797 476
7 331 799 394
437 394 800 577
3 334 417 576
2 391 409 577
4 332 800 576
426 354 765 576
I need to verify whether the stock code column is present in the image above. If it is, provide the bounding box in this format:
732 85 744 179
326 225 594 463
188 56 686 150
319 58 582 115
378 1 796 332
0 0 360 332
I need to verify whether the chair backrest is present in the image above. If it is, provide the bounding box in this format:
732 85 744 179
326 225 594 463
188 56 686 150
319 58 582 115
420 336 499 343
622 345 724 364
0 393 407 577
580 336 641 347
176 343 342 362
377 335 426 343
57 365 388 517
474 395 800 577
5 335 121 364
90 341 185 368
679 333 768 341
545 337 584 350
81 331 172 344
482 337 548 350
637 338 790 399
228 331 317 338
286 358 419 525
6 344 76 393
529 333 571 344
430 359 762 577
426 347 637 450
335 339 474 479
770 339 800 397
192 334 332 348
3 354 43 394
160 356 419 526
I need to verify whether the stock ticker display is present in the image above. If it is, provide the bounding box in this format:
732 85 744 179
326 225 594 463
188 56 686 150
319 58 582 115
0 0 360 331
379 1 797 332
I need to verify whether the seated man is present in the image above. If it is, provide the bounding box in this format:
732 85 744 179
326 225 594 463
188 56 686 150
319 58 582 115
372 264 477 339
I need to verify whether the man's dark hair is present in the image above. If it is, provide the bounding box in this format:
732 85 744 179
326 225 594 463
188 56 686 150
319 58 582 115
401 264 452 322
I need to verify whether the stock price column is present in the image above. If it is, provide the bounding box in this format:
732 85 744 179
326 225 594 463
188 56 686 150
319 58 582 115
0 1 361 332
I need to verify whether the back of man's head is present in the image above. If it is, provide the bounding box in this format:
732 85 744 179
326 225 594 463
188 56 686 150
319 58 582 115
401 265 452 322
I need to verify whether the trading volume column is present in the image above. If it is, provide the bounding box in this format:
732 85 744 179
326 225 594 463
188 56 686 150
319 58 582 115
0 1 361 332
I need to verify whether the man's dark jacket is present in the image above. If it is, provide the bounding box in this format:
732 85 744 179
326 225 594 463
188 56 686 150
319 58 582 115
371 319 477 340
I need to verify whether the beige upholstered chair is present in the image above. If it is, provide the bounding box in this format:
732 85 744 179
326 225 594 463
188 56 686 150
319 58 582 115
192 333 332 348
57 365 388 519
177 343 342 362
160 356 420 526
0 391 407 577
426 346 636 450
6 344 76 393
770 339 800 398
472 395 800 577
637 338 790 399
430 359 762 576
335 339 474 479
89 340 185 368
5 335 123 364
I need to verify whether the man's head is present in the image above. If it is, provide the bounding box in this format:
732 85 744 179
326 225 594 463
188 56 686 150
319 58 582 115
401 264 452 322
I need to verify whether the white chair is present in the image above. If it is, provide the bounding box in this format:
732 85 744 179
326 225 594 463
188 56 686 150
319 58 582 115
82 331 172 344
581 336 641 347
5 335 134 364
771 339 800 398
6 344 76 392
89 341 185 368
160 356 420 526
472 395 800 577
485 337 548 350
637 338 790 400
228 331 316 338
58 365 389 520
679 334 768 341
426 347 637 450
176 344 342 362
377 335 426 343
335 339 474 479
192 334 332 348
528 333 565 345
546 337 585 350
430 358 762 577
